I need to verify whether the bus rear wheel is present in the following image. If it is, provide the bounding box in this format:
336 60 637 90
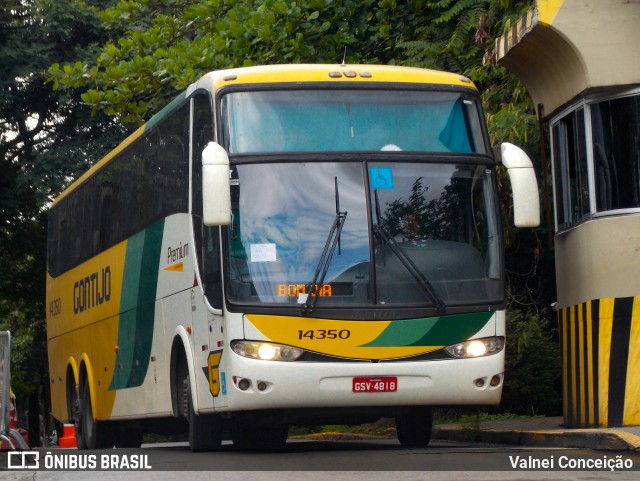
395 406 433 447
76 381 115 449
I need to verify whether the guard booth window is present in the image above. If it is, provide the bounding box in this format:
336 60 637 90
591 95 640 212
551 93 640 232
551 107 589 229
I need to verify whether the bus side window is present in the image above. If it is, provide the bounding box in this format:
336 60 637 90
192 93 222 308
204 226 223 309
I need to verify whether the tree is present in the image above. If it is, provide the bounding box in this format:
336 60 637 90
48 0 454 124
0 0 127 445
503 309 562 415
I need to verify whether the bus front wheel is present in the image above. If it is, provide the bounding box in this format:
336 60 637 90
184 376 222 451
395 406 433 447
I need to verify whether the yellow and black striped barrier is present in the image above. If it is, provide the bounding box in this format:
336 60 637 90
559 297 640 427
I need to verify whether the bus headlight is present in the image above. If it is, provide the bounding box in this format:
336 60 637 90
444 337 504 359
232 341 304 361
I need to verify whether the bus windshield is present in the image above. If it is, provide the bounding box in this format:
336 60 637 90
224 161 502 310
221 89 488 154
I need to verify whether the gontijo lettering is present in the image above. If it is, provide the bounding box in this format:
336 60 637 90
73 266 111 314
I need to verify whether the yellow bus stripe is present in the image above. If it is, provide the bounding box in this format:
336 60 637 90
207 64 477 93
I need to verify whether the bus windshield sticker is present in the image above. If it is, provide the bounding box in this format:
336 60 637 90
369 167 394 189
250 243 277 262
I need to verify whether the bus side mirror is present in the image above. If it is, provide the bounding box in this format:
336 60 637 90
202 142 231 226
501 142 540 228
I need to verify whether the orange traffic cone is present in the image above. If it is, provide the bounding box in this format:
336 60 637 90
58 424 77 448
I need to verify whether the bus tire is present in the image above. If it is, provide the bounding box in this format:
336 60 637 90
73 394 86 450
76 381 115 450
66 370 76 424
231 421 288 449
184 376 221 451
395 406 433 447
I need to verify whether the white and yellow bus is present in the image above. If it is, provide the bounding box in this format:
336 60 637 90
46 64 539 450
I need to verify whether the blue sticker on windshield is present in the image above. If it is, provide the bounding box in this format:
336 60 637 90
370 167 394 189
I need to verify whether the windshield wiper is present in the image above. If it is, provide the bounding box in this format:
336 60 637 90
373 190 446 314
300 177 348 315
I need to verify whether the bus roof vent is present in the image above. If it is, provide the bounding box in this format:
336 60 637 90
328 71 343 78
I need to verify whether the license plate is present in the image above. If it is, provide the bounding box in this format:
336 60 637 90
352 377 397 393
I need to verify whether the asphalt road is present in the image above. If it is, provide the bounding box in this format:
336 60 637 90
1 438 638 480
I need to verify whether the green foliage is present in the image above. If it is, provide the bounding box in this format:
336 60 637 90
501 309 562 415
0 0 128 444
1 0 127 213
48 0 448 124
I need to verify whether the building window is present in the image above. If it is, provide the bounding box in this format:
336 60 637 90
551 91 640 232
551 107 589 229
591 95 640 212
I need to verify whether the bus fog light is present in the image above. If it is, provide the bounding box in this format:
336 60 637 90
237 378 251 391
257 381 267 391
475 378 485 388
490 375 502 387
445 337 505 359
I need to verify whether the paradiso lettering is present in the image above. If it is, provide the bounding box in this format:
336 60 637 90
73 266 111 314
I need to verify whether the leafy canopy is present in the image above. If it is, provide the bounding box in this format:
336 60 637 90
48 1 531 126
0 0 127 441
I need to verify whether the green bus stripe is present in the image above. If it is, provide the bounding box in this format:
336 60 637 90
144 91 188 132
361 312 493 347
127 220 164 388
109 233 144 390
109 220 164 390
